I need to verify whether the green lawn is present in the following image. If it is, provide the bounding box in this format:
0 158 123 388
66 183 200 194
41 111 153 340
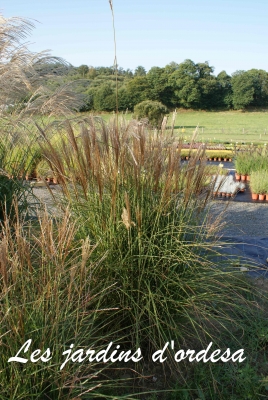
96 109 268 144
173 109 268 144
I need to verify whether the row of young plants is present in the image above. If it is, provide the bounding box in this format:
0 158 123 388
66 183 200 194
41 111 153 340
235 149 268 200
249 170 268 200
181 149 233 161
235 148 268 177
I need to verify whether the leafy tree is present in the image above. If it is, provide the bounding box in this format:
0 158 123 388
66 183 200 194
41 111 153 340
124 68 133 78
134 66 146 76
168 60 219 109
133 100 169 127
164 62 179 74
146 67 174 107
231 71 255 109
93 83 116 111
118 87 132 111
169 59 201 108
196 62 217 109
215 71 233 109
247 69 268 107
231 69 268 109
87 67 97 79
125 76 151 109
77 64 89 78
95 66 115 76
79 92 94 112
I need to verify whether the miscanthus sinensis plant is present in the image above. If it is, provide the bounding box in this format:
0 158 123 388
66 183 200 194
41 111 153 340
38 116 259 372
0 206 134 399
0 13 83 117
0 11 84 222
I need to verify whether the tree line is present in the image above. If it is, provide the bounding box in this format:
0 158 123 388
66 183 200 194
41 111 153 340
45 60 268 112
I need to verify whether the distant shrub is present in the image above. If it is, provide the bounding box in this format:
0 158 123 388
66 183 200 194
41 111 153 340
133 100 169 127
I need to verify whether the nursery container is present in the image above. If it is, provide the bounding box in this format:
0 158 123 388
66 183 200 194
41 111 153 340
252 193 259 200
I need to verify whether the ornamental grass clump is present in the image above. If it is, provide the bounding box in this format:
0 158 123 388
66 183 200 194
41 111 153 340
235 152 252 175
37 117 260 372
0 125 41 222
0 122 42 179
235 147 268 176
0 13 83 118
1 116 267 398
249 151 268 173
0 207 127 399
249 170 268 194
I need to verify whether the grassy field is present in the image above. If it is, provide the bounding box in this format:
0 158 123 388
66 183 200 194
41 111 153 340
98 109 268 144
17 109 268 146
173 109 268 144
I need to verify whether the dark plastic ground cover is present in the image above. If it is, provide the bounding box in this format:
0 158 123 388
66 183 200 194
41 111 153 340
213 236 268 278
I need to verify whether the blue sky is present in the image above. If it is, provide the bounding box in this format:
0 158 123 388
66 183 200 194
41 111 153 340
1 0 268 75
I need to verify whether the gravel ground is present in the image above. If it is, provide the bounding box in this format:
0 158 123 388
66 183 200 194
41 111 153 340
209 200 268 237
30 184 64 215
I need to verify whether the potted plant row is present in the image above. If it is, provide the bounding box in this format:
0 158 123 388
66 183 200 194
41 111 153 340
206 150 233 162
249 170 268 201
234 152 252 181
235 148 268 182
181 150 233 162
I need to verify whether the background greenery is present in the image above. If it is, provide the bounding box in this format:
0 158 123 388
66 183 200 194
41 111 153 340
41 61 268 113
